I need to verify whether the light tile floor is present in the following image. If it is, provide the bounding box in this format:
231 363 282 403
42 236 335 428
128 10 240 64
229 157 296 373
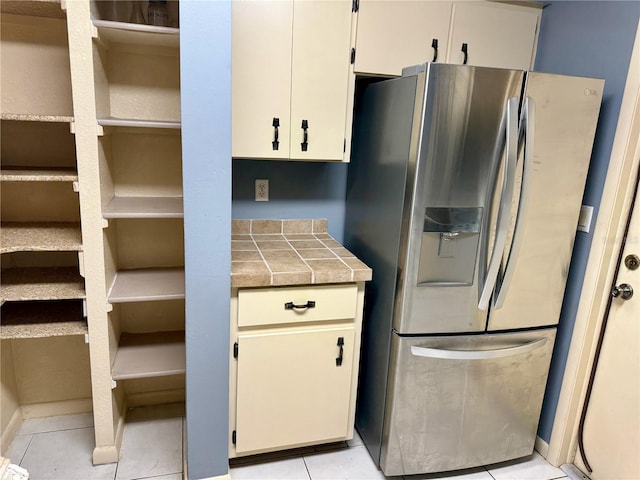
4 413 569 480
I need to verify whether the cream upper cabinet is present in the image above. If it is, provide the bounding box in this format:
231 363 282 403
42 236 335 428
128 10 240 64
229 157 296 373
354 0 453 77
446 2 540 70
354 1 540 77
232 0 353 161
232 1 293 160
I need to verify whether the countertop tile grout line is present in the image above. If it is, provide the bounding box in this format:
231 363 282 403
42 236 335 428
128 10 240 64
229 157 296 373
249 233 274 284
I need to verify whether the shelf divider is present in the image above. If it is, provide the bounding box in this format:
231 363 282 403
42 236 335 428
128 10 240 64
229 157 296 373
112 330 185 380
97 117 181 129
0 168 78 182
108 267 185 303
0 300 87 339
1 222 82 253
103 196 184 219
93 19 180 49
1 267 86 303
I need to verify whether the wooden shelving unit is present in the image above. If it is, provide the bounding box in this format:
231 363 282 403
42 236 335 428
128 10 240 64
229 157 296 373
0 168 78 182
1 222 82 253
103 196 184 219
1 267 86 303
0 301 87 339
108 268 185 304
112 331 185 380
0 4 93 455
0 0 65 20
97 117 181 129
93 19 179 48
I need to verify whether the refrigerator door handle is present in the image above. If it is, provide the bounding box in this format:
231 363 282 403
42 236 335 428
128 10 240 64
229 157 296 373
495 97 536 309
410 337 548 360
478 96 519 311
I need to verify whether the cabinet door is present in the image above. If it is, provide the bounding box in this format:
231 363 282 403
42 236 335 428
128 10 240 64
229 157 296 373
232 1 293 159
354 0 453 77
289 0 352 161
447 2 540 70
235 325 355 454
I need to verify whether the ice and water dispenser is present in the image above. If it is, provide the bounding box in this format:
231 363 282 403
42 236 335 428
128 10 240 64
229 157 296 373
417 207 483 285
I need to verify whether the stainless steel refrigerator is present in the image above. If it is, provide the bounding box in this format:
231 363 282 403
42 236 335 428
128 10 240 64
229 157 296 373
344 63 603 476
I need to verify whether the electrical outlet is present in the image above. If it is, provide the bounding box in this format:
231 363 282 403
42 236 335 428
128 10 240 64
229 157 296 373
577 205 594 233
255 179 269 202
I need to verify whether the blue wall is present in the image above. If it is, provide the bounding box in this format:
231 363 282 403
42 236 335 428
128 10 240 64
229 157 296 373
534 1 639 442
232 160 349 241
181 1 231 478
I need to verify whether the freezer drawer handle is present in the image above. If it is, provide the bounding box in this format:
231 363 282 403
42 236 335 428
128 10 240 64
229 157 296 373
272 117 280 151
301 119 309 152
410 337 547 360
336 337 344 366
284 300 316 310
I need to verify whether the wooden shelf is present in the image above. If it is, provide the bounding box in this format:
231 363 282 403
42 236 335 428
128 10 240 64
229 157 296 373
98 117 181 129
0 113 73 123
108 267 185 303
103 196 184 219
1 267 85 303
0 0 65 20
1 222 82 253
93 19 180 49
0 300 87 339
112 330 185 380
0 168 77 182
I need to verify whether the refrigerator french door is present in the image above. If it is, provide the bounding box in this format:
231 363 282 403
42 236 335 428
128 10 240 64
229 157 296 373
344 63 603 476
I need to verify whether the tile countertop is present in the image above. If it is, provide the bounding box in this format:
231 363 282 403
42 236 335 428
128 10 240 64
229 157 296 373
231 219 372 288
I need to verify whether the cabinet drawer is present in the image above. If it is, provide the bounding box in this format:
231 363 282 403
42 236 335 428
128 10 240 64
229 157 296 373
238 283 358 327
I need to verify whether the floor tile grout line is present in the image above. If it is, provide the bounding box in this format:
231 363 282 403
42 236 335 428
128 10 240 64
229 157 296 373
16 433 34 466
302 453 313 480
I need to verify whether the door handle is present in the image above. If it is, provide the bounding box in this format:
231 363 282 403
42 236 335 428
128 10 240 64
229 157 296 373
494 97 536 309
478 97 519 311
336 337 344 366
431 38 438 62
272 117 280 151
611 283 633 300
461 43 468 65
411 337 547 360
301 119 309 152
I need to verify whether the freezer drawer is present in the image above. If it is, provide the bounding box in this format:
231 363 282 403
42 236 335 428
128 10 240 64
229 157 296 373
380 329 556 476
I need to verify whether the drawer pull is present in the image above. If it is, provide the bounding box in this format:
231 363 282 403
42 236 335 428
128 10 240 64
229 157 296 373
284 300 316 310
336 337 344 366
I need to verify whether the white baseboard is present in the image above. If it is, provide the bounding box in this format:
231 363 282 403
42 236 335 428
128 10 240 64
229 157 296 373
20 398 92 419
0 407 23 457
535 435 550 459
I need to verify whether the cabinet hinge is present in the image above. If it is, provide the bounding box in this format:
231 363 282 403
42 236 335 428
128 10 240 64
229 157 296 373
232 430 237 445
352 0 359 12
350 48 356 65
233 342 239 359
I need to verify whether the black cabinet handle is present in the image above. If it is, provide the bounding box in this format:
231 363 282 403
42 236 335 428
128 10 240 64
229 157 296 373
301 119 308 152
272 117 280 151
336 337 344 366
284 300 316 310
461 43 468 65
431 38 438 62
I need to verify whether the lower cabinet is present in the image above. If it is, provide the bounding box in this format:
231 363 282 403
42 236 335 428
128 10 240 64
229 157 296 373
229 283 364 457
